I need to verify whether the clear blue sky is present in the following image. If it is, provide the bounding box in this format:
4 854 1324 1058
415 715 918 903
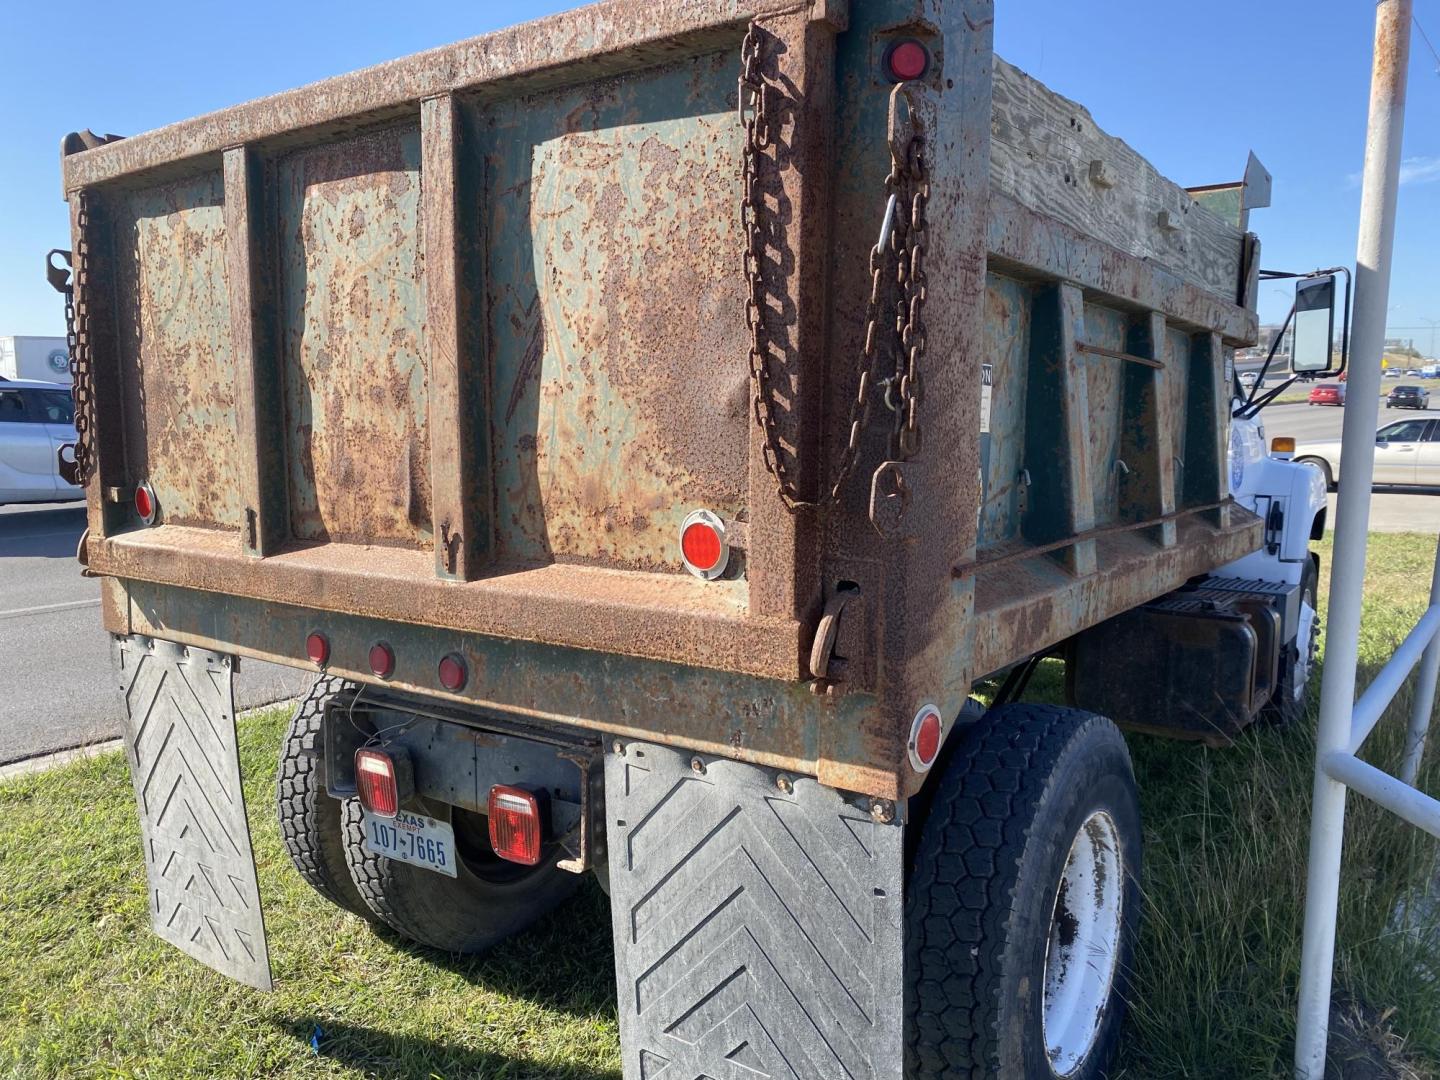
0 1 1436 349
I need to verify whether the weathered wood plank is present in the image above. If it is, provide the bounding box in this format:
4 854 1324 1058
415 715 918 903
223 147 288 556
986 190 1256 346
991 57 1244 303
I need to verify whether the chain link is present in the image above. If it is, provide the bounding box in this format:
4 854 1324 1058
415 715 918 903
53 192 95 487
742 23 930 514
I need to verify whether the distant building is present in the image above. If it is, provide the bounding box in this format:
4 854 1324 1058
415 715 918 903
0 336 70 383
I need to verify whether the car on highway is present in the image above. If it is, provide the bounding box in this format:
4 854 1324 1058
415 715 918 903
1239 371 1263 391
0 379 81 504
1387 384 1430 409
1308 382 1346 406
1294 415 1440 489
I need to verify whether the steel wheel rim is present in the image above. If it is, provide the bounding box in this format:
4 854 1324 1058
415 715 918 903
1042 809 1124 1076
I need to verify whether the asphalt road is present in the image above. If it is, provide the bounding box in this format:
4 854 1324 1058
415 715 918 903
0 501 309 765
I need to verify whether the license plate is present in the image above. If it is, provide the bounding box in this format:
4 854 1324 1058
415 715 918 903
361 809 458 878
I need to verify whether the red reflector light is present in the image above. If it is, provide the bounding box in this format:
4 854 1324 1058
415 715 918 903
369 641 395 678
306 632 330 666
438 653 467 691
488 785 543 866
134 483 156 524
885 39 930 82
679 509 730 580
356 749 399 818
682 522 721 569
909 705 944 771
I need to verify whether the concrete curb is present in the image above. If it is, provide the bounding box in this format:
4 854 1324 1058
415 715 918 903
0 698 299 784
0 739 123 783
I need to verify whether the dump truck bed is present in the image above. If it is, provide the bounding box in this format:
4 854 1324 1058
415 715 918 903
64 0 1260 798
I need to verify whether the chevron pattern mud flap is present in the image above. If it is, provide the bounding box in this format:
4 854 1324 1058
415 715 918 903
114 636 272 990
606 743 905 1079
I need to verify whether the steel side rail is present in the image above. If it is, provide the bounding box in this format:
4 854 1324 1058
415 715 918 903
1348 603 1440 753
1322 751 1440 841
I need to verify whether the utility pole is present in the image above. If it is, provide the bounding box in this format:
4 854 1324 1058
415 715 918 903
1294 2 1411 1076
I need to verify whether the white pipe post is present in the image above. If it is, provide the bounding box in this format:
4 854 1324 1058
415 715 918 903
1400 540 1440 785
1294 3 1411 1076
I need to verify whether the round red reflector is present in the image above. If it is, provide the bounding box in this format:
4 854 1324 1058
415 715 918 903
885 39 929 82
134 484 154 523
438 653 467 691
909 706 944 771
368 642 395 678
682 522 723 572
306 632 330 666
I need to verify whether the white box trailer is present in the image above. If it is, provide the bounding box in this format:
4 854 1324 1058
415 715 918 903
0 335 70 383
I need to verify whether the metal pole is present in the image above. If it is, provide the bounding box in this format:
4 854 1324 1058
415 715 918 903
1400 539 1440 785
1295 3 1412 1076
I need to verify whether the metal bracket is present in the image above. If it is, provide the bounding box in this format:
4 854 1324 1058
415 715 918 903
809 583 861 680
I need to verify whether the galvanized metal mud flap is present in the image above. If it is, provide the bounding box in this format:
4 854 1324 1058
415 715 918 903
606 743 904 1079
114 635 272 990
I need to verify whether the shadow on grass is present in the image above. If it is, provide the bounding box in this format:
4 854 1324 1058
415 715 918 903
274 1016 622 1080
366 881 618 1019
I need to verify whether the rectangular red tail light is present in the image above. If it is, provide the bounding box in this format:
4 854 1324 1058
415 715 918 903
355 749 400 818
488 785 543 866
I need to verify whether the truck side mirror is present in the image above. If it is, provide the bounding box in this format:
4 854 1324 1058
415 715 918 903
1292 275 1338 374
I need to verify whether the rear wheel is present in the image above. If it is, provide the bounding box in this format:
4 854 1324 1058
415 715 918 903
905 703 1142 1079
341 798 582 953
276 676 376 921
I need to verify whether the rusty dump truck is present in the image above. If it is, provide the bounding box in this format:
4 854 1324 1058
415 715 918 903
53 0 1344 1076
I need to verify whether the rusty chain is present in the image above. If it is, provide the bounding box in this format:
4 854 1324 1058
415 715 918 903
742 22 930 515
47 191 94 488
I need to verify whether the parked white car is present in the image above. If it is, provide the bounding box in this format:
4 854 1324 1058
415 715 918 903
1293 414 1440 489
0 379 82 504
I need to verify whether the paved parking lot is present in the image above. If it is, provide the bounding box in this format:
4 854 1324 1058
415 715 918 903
0 501 308 765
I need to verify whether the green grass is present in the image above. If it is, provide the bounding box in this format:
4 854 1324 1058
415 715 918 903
3 535 1440 1078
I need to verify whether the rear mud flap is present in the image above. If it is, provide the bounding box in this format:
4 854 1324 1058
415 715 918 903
114 636 272 990
605 743 904 1079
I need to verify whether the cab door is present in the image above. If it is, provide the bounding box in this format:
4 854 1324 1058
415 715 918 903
0 388 60 500
1417 419 1440 488
1373 417 1429 485
29 388 81 499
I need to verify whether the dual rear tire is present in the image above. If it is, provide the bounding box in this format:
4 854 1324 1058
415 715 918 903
278 681 1143 1076
275 677 578 953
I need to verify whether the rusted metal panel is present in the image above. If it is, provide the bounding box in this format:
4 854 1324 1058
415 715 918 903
421 94 489 580
223 147 288 556
275 124 430 548
112 172 242 532
474 50 751 573
1185 332 1231 528
1022 282 1096 576
61 0 849 195
88 525 803 681
108 577 877 792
